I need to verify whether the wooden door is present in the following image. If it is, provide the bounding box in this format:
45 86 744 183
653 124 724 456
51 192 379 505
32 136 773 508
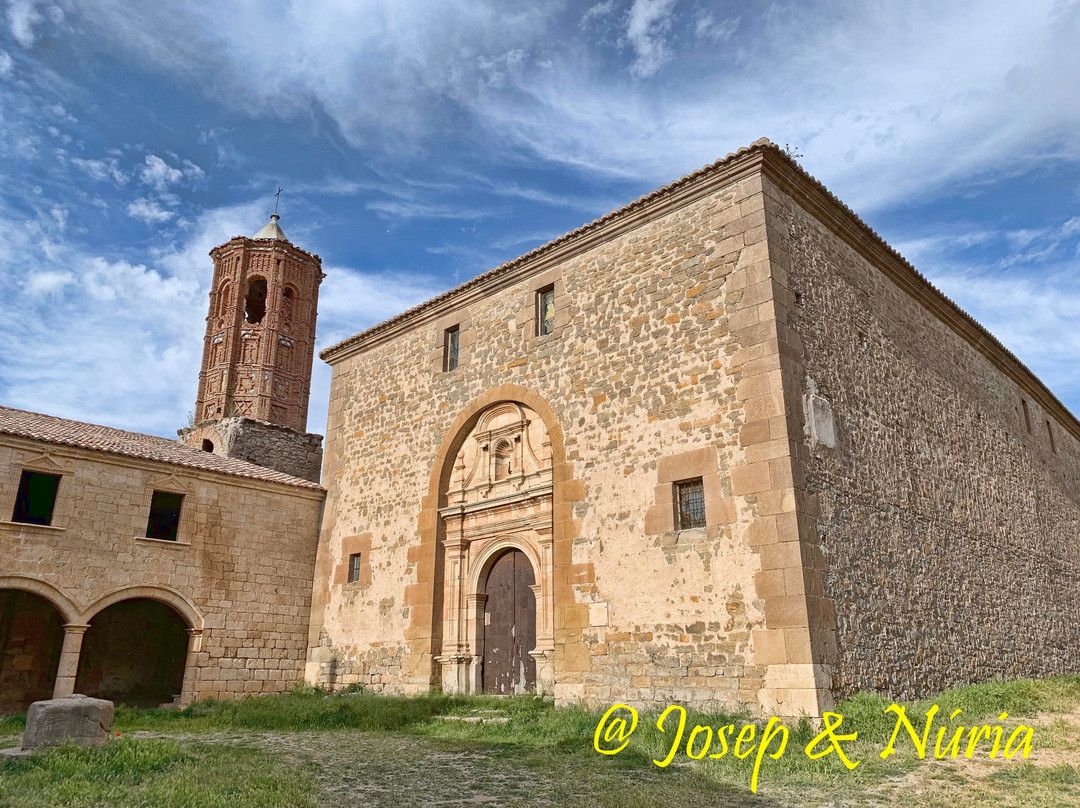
482 550 537 694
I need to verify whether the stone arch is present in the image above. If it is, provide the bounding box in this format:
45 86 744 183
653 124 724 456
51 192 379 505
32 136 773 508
76 588 198 708
406 384 585 698
82 585 203 630
470 536 544 598
0 581 70 711
0 575 81 624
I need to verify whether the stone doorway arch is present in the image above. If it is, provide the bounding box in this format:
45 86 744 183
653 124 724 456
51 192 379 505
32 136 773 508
0 589 65 712
75 598 190 708
436 401 555 695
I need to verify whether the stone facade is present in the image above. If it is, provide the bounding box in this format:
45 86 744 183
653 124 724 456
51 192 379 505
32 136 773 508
760 168 1080 701
179 417 323 484
307 140 1080 717
0 428 323 711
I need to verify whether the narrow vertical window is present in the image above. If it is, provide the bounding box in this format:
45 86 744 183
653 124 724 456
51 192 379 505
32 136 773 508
674 478 706 530
1021 398 1032 433
12 471 61 526
347 552 363 583
146 491 183 541
444 325 460 372
1047 420 1057 454
537 285 555 336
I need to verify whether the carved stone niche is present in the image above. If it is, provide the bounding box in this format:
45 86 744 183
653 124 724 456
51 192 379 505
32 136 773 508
436 402 555 696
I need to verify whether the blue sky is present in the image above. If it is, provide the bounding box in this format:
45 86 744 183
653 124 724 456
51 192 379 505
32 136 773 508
1 0 1078 438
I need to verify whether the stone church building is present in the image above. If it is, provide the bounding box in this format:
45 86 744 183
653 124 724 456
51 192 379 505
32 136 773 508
2 139 1078 718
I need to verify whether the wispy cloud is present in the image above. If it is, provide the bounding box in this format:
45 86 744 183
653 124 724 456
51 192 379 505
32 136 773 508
624 0 679 78
126 197 174 224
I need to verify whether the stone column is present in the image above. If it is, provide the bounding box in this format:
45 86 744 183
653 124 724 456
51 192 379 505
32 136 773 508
179 628 203 706
52 624 89 698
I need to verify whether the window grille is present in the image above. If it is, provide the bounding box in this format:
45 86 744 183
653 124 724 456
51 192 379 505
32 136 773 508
675 478 706 530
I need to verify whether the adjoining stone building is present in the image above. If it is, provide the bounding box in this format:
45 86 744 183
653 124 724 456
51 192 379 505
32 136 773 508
0 216 326 713
307 139 1080 717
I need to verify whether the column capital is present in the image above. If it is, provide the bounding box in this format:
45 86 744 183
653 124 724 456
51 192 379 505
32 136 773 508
62 623 90 635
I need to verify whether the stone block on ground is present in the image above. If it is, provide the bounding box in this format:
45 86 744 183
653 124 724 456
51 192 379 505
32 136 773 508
21 694 115 750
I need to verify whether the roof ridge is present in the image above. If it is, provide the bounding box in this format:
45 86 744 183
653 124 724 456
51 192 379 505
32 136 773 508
320 138 780 360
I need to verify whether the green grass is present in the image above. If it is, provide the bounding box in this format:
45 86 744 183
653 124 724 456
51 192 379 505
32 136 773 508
2 676 1080 806
0 737 316 808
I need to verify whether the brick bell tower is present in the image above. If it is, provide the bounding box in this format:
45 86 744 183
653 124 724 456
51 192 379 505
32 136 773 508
179 213 326 482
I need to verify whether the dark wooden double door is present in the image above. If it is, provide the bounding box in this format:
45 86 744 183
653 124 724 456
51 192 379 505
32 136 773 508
482 550 537 694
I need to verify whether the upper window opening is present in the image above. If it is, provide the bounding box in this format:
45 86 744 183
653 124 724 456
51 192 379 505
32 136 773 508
444 326 460 372
494 441 513 480
245 277 267 324
201 439 214 452
12 470 61 526
146 491 184 541
283 287 294 300
1021 398 1032 433
1047 420 1057 454
347 552 362 583
537 285 555 336
675 478 706 531
216 283 231 318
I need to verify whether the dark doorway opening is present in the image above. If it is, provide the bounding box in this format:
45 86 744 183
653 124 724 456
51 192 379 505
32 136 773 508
74 599 188 708
0 590 64 713
482 550 537 694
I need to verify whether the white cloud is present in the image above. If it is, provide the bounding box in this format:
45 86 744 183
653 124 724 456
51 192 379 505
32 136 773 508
7 0 43 47
139 154 183 191
580 1 615 29
0 49 13 76
624 0 679 78
365 199 489 221
61 0 1080 213
23 269 74 296
70 156 126 183
694 13 739 43
126 197 174 224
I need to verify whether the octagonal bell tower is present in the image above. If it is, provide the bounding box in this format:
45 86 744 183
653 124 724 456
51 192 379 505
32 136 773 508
179 214 326 482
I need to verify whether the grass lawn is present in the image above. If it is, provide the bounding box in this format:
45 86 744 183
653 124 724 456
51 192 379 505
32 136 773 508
2 677 1079 807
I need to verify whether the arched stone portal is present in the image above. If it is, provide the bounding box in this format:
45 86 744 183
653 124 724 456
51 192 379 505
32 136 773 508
436 402 555 695
74 599 189 708
0 590 64 713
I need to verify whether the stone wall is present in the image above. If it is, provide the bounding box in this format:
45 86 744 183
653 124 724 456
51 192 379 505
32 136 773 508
309 158 830 716
0 436 324 706
180 417 323 483
763 174 1080 700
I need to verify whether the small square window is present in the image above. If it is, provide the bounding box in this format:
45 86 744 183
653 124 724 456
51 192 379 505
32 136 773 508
444 326 460 372
674 478 706 531
12 470 61 526
146 491 183 541
537 285 555 336
347 552 363 583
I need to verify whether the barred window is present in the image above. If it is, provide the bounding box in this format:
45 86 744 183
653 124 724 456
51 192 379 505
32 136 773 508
444 326 460 372
348 553 363 583
675 478 705 530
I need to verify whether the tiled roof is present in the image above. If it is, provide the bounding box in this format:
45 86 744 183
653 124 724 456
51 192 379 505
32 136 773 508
0 406 323 491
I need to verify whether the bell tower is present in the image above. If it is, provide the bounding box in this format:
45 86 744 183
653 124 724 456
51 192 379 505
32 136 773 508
179 213 326 482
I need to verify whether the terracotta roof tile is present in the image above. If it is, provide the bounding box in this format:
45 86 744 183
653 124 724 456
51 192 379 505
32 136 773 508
0 406 323 491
